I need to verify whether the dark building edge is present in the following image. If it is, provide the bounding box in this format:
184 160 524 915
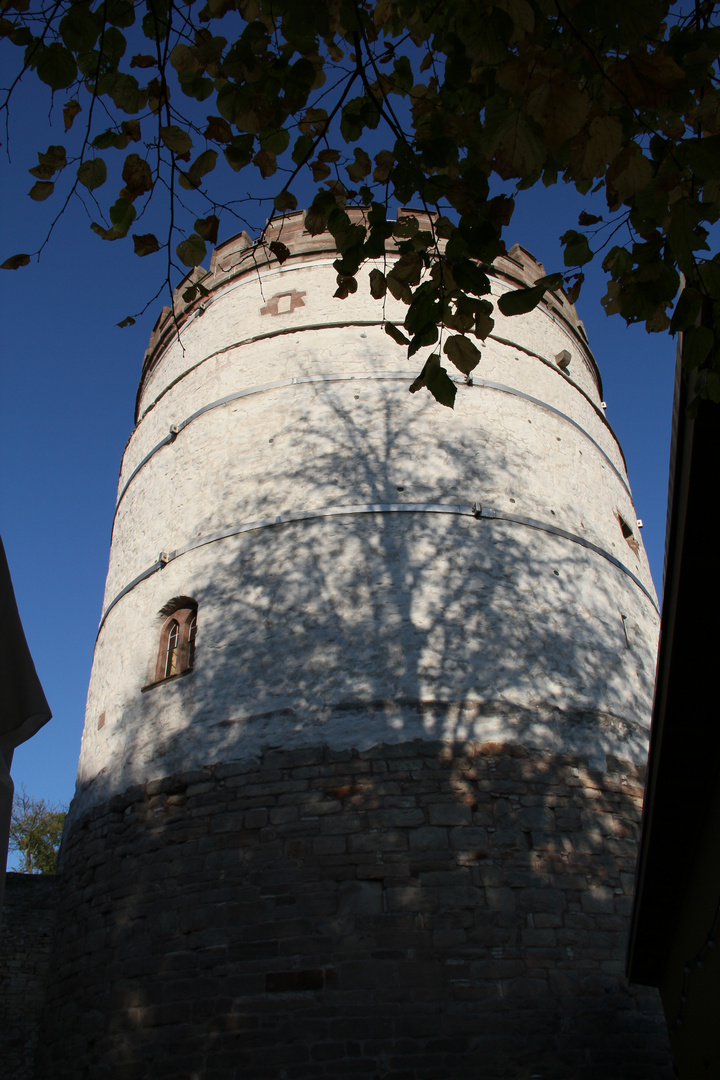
627 348 720 1073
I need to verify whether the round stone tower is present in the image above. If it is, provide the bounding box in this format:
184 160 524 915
38 210 671 1078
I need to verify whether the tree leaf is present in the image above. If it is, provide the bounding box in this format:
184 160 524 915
60 3 100 53
311 159 332 182
28 181 54 201
63 99 81 132
579 211 603 227
160 125 193 155
91 222 122 241
475 300 495 339
77 158 107 190
292 134 314 167
305 205 328 235
179 149 218 189
274 191 298 212
117 315 136 327
121 153 153 198
1 253 31 270
369 268 387 299
260 128 290 156
560 230 593 267
571 116 623 180
534 272 563 290
497 283 547 316
346 147 372 183
176 234 207 267
132 233 160 256
93 129 129 151
203 115 232 143
269 240 290 263
606 144 653 208
390 251 423 285
444 334 481 374
386 273 413 304
409 353 457 408
107 0 135 28
29 144 67 179
334 275 358 299
373 149 394 182
385 322 410 347
224 135 253 171
253 149 277 178
109 196 137 236
189 149 218 183
36 43 77 91
490 111 545 180
195 214 219 243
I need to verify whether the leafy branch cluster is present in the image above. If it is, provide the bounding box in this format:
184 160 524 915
1 0 719 404
9 786 67 874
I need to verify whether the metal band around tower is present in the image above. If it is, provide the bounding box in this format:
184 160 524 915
114 372 631 520
97 500 658 637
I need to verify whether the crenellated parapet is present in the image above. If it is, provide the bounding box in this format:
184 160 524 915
138 210 601 414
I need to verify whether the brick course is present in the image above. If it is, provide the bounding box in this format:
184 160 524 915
34 740 672 1079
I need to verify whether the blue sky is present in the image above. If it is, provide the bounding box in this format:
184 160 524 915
1 82 677 837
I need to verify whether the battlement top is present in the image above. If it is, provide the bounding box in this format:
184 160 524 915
139 208 596 396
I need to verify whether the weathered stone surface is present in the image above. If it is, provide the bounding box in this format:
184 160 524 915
71 231 658 816
22 226 669 1079
0 874 59 1080
33 744 673 1079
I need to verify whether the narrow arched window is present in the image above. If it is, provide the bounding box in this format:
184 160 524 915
164 620 179 678
148 598 198 688
187 612 197 669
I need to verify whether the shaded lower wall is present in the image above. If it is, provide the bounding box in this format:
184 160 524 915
1 873 60 1079
37 740 673 1079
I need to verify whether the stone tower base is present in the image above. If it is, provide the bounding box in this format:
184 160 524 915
37 740 672 1079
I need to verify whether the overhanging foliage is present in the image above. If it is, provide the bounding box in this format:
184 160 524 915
1 0 719 405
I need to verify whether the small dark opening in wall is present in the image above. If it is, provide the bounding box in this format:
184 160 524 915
266 969 324 993
617 512 640 556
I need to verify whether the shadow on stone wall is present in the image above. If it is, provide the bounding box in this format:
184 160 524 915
36 743 673 1080
37 375 668 1078
1 873 59 1079
83 374 658 807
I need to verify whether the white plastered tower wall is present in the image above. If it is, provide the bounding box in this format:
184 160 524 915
75 209 659 815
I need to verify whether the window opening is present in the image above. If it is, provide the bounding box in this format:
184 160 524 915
147 600 199 689
164 620 179 678
187 612 197 669
617 513 640 556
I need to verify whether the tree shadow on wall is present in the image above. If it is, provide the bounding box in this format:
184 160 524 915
36 375 671 1080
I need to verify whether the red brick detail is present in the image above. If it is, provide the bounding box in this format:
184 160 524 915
260 289 306 316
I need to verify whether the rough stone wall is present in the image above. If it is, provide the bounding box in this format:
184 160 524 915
37 742 672 1079
40 214 668 1076
75 217 658 814
0 873 59 1079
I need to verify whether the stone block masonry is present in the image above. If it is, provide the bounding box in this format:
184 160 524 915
1 873 60 1079
42 218 666 1078
35 740 672 1079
